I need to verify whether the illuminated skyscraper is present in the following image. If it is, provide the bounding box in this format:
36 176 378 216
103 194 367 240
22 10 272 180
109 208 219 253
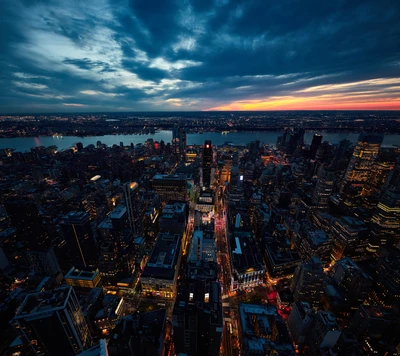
341 133 383 193
203 140 213 188
369 160 400 249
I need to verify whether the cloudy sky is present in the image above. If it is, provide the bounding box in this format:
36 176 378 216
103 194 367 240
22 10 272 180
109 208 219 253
1 0 400 113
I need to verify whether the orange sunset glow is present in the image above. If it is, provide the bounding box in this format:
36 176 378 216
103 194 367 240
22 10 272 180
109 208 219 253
206 77 400 111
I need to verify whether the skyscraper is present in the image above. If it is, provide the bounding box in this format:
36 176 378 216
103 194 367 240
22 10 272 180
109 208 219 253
369 159 400 248
173 280 222 356
61 211 98 268
26 247 61 277
291 256 325 308
341 133 383 193
310 134 323 159
172 124 186 159
330 216 369 262
122 181 142 235
203 140 212 188
11 286 92 356
312 167 335 208
152 174 188 203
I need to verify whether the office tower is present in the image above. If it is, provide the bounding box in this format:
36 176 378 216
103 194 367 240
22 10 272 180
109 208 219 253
203 140 213 188
98 241 119 281
141 232 182 298
288 302 315 352
369 190 400 248
152 174 188 203
291 256 325 308
61 211 98 268
172 124 180 156
369 160 400 248
361 161 393 197
312 167 335 208
330 257 372 306
97 205 134 282
369 247 400 307
296 225 332 267
11 286 92 356
341 133 383 193
173 280 222 356
310 134 323 159
26 247 61 277
181 130 187 159
383 157 400 191
122 182 142 235
303 311 341 356
172 124 186 159
330 216 369 262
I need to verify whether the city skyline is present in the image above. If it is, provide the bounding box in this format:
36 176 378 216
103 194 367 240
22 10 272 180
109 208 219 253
1 0 400 113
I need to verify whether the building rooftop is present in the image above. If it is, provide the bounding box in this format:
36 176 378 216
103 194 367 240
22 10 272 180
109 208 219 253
15 285 73 318
142 232 181 280
360 305 397 320
65 267 99 281
239 303 294 354
109 205 126 220
308 230 330 246
318 311 340 330
153 173 187 181
62 211 89 223
230 231 265 274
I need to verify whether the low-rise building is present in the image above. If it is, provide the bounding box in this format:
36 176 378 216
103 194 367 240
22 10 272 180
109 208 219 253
230 230 265 291
65 267 101 289
239 304 294 356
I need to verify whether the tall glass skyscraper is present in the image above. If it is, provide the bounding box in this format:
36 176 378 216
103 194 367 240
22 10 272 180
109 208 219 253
203 140 213 188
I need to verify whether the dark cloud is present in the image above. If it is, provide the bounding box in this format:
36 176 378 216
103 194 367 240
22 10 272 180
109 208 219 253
0 0 399 112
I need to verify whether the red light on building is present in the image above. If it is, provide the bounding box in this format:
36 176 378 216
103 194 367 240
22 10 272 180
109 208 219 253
206 144 210 148
154 142 160 150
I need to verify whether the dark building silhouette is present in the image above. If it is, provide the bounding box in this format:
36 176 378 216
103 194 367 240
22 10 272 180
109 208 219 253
4 200 47 248
173 280 222 356
310 134 323 159
61 211 98 268
11 286 92 356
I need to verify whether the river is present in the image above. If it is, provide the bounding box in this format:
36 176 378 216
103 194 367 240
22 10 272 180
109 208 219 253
0 131 398 152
